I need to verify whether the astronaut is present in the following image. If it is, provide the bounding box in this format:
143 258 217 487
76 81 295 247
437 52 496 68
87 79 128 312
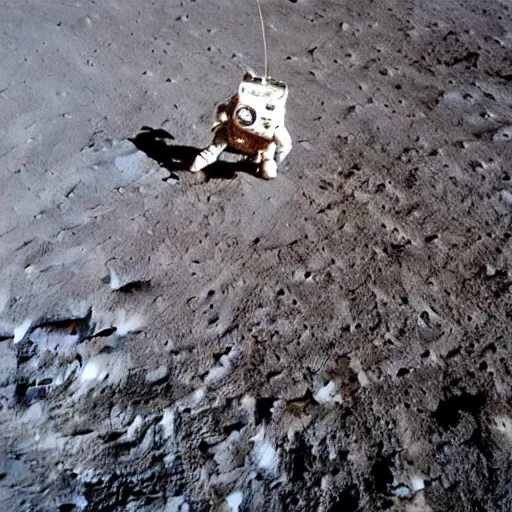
190 72 292 179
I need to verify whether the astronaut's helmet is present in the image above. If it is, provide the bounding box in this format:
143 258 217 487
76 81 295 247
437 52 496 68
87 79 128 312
233 72 288 135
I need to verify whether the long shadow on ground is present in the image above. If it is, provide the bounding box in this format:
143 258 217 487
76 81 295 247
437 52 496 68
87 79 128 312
130 126 258 181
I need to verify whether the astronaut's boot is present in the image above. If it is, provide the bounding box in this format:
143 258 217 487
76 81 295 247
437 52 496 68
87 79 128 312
261 159 277 180
190 137 227 173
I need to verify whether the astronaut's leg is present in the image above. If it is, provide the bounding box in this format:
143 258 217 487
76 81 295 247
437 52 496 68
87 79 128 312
274 126 293 164
261 142 277 180
190 131 228 173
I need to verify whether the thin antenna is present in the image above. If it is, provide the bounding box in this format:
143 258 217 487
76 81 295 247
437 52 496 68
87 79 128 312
256 0 268 78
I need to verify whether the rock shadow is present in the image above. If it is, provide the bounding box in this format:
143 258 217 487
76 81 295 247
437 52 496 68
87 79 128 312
130 126 258 180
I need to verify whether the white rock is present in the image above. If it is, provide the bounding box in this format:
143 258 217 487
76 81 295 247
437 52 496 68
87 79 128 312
21 402 43 423
115 310 143 336
393 485 411 498
492 416 512 446
70 300 92 319
357 370 370 387
500 190 512 204
74 496 89 510
251 430 279 473
165 496 189 512
160 408 175 440
225 491 243 512
493 126 512 141
410 475 425 493
126 415 144 440
81 360 100 382
109 268 122 290
190 387 205 405
443 90 464 103
204 364 230 385
350 357 370 387
314 381 342 405
13 319 32 343
145 365 169 383
204 354 234 385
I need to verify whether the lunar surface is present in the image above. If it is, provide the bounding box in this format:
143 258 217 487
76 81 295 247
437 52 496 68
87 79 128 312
1 1 511 511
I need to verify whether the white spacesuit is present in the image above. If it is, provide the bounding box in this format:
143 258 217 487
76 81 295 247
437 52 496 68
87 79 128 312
190 72 292 179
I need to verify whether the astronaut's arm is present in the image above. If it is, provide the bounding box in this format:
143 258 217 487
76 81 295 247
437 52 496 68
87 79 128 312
274 125 292 164
211 100 231 131
190 130 228 172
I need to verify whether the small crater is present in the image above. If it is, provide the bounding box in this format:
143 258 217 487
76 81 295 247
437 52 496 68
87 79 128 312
433 392 486 429
213 346 232 362
116 280 151 293
289 496 300 507
397 368 410 377
198 440 210 453
328 488 360 512
208 316 219 326
101 430 125 443
445 346 461 358
255 397 276 424
223 421 247 435
59 505 77 512
93 327 117 338
14 381 31 400
71 427 94 436
266 370 283 381
481 342 496 356
419 310 430 324
371 454 394 495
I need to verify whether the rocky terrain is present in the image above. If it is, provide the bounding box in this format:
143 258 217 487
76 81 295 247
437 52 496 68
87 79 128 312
1 0 511 511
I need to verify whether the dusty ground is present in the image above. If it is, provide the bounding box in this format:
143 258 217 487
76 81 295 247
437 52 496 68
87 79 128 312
1 0 511 511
